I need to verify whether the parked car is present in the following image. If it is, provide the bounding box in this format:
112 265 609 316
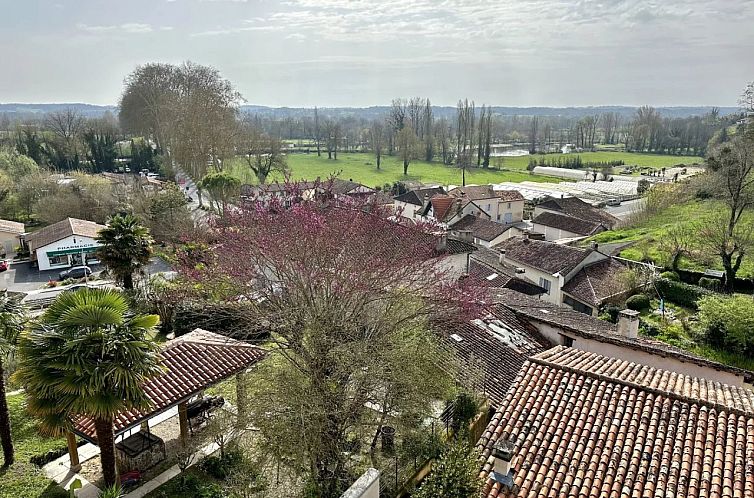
606 198 621 207
0 260 8 272
59 265 92 281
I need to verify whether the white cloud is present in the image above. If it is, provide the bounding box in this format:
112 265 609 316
76 22 156 34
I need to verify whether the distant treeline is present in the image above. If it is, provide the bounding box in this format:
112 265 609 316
527 156 625 170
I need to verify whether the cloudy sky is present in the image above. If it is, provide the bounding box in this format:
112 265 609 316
2 0 753 107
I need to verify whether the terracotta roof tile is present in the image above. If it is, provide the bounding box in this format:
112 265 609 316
393 187 445 206
437 307 549 407
561 258 629 306
26 218 105 249
73 329 265 442
531 211 608 236
536 196 620 228
451 215 517 242
495 237 594 275
0 219 25 234
477 346 754 498
492 288 754 381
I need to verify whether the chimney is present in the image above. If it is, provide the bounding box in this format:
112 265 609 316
591 241 599 251
423 193 430 208
617 309 640 339
456 198 463 214
436 233 448 252
490 439 515 487
498 249 506 265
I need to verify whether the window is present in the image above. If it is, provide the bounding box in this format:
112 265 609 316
507 202 511 208
563 295 594 315
497 214 501 221
48 255 69 267
561 335 574 347
538 277 551 294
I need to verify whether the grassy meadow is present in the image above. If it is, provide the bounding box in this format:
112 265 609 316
585 198 754 279
226 151 702 188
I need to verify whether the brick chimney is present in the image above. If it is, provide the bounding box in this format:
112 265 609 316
436 233 448 252
498 249 506 265
617 309 640 339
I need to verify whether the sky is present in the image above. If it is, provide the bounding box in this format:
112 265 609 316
1 0 753 107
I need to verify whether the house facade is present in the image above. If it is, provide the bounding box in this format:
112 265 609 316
25 218 106 271
0 219 25 257
493 237 631 315
447 186 525 224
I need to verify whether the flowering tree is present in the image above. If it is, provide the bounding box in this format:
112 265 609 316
178 182 481 496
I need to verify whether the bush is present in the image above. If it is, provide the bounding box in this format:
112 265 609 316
600 304 621 323
659 271 680 281
698 294 754 355
698 277 721 292
655 278 712 309
200 448 245 480
450 392 478 432
625 294 650 311
639 319 661 337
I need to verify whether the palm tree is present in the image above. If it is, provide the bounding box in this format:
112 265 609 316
14 288 162 486
96 213 153 290
0 291 25 467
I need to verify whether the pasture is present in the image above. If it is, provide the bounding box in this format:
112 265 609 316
226 151 702 188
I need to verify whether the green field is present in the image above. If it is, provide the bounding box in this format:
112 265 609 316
0 393 67 498
585 198 754 279
227 151 702 188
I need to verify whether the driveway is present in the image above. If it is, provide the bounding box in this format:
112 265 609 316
0 261 105 293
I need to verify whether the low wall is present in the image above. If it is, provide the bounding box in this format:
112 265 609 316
341 468 380 498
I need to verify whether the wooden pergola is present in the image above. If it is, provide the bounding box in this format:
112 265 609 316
67 329 265 471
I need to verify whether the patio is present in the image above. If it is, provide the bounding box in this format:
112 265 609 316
43 329 265 497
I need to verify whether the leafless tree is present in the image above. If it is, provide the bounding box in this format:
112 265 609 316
369 120 385 170
397 126 419 175
237 118 288 183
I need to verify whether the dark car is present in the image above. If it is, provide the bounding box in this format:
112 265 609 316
59 265 92 280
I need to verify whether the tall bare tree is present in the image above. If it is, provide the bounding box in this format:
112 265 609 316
369 120 385 170
237 118 288 183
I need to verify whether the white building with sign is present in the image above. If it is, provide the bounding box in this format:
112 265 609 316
25 218 106 271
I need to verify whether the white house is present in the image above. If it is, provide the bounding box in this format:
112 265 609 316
392 186 445 220
25 218 106 271
493 237 631 315
447 186 525 224
449 214 526 247
531 196 619 241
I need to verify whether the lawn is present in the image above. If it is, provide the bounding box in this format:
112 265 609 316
585 198 754 279
226 151 702 188
0 393 68 498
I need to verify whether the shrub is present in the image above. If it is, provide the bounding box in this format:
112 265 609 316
698 277 721 292
200 448 245 480
639 319 661 337
655 278 712 309
697 294 754 355
600 304 621 323
413 439 482 498
625 294 650 311
659 271 680 281
450 392 478 432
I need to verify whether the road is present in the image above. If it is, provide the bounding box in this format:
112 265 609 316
174 166 210 224
1 257 173 293
605 198 645 220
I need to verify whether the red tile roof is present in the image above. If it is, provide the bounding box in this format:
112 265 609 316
451 215 516 242
430 195 457 222
561 258 630 307
437 307 549 407
0 219 25 234
26 218 105 250
73 330 265 443
478 346 754 497
531 211 608 236
449 186 524 202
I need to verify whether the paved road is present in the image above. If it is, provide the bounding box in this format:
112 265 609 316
1 257 173 293
606 198 645 219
